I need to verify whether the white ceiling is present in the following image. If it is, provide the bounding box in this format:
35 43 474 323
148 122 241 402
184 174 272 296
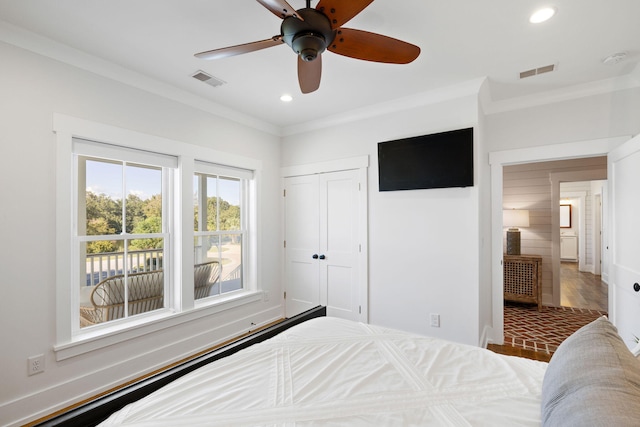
1 0 639 134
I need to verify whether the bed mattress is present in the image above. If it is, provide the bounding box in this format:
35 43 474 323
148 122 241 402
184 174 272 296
100 317 547 426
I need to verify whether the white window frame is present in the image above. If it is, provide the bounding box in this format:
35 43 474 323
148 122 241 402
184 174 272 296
53 114 261 361
72 141 176 336
193 162 253 304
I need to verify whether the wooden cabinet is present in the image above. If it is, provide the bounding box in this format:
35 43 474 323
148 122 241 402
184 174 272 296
560 235 578 260
503 254 542 311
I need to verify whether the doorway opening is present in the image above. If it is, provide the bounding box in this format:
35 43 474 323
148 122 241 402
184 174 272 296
501 161 609 354
502 157 607 309
490 135 635 354
559 180 608 311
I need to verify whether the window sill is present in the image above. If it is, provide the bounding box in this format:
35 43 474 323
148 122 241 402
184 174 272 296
54 290 262 361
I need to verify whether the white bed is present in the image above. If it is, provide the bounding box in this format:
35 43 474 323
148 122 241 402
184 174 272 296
99 317 548 426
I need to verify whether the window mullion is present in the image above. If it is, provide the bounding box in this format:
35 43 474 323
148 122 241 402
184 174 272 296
122 162 129 318
216 176 220 232
179 155 196 311
162 166 172 313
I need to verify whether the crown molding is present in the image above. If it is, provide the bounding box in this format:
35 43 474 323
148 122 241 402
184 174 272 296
482 71 640 116
0 20 281 136
282 78 486 137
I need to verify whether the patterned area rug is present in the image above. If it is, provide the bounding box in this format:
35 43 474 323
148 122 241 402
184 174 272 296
504 302 607 355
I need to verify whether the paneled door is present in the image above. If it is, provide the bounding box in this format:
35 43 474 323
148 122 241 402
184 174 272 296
284 174 320 317
285 169 364 321
608 133 640 348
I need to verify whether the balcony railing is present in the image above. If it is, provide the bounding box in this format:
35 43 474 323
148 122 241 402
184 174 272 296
85 249 241 288
85 249 163 286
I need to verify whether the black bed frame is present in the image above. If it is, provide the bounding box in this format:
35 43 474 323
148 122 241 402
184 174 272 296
36 306 326 427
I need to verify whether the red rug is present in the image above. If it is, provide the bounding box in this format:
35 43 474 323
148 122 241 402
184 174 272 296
504 302 607 355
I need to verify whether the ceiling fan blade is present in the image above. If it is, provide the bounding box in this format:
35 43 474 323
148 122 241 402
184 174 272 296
298 55 322 94
195 36 284 60
316 0 373 28
256 0 303 20
328 28 420 64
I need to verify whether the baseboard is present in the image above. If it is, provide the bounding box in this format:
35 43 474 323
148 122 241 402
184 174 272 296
581 263 595 274
480 324 494 348
33 306 326 427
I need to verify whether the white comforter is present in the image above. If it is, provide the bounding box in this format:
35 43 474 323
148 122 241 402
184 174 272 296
100 317 547 426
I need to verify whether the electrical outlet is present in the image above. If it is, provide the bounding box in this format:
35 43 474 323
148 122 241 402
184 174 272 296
430 314 440 328
28 354 45 376
263 291 270 302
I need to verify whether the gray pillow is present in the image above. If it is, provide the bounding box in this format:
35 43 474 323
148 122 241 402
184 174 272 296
541 316 640 426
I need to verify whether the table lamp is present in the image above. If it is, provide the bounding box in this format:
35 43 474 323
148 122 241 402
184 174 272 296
503 209 529 255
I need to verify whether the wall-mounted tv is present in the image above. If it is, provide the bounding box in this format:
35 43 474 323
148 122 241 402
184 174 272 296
378 127 474 191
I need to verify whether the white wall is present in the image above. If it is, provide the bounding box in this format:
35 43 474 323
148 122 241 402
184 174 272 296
282 94 481 345
0 41 283 426
485 88 640 152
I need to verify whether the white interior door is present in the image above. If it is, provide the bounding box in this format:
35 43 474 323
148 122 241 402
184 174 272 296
284 175 320 317
284 169 365 320
594 193 602 276
608 134 640 349
320 170 360 320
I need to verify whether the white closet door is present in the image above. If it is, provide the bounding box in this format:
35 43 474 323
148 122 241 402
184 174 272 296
284 169 363 320
320 170 360 320
608 134 640 348
284 175 320 317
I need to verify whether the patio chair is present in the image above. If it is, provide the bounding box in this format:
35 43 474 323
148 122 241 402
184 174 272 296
194 260 221 299
80 270 164 326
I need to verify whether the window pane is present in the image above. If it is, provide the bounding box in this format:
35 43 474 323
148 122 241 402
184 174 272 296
220 233 242 294
194 234 217 266
125 237 165 317
195 174 241 232
125 163 162 234
193 234 242 298
80 238 165 328
193 174 200 231
85 158 123 236
84 239 124 287
80 238 124 328
128 238 164 273
219 177 241 231
206 176 218 231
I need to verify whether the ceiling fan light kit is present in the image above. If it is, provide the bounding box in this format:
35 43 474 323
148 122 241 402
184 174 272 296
195 0 420 94
283 8 333 62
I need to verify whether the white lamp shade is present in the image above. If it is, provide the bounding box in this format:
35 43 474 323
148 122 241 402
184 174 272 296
503 209 530 228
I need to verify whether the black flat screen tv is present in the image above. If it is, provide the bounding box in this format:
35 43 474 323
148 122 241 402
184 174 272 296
378 127 473 191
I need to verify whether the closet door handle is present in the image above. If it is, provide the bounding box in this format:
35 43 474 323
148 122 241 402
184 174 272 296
312 254 319 259
319 254 326 260
634 283 640 292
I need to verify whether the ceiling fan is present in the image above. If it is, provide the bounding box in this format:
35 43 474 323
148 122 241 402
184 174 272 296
195 0 420 94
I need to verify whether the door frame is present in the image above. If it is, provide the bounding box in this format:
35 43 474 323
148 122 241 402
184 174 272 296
594 192 603 278
488 136 629 344
281 156 369 322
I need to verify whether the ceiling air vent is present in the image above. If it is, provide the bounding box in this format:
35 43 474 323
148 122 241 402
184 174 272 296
192 70 226 88
519 64 556 79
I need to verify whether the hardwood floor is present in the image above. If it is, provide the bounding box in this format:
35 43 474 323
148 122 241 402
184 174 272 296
560 261 608 311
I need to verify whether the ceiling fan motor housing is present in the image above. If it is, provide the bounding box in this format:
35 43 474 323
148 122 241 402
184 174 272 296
281 8 336 62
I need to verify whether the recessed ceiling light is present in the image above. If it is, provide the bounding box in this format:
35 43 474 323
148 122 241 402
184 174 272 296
529 7 556 24
280 94 293 102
